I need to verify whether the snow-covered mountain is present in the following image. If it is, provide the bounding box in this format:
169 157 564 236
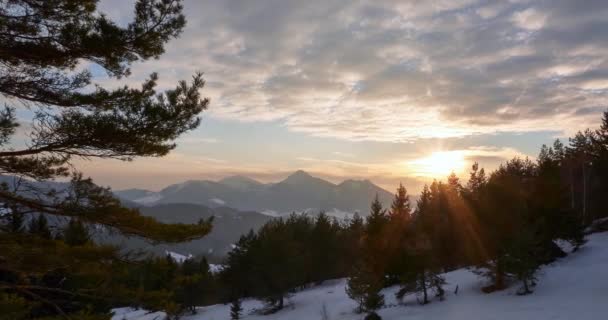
115 170 394 217
112 231 608 320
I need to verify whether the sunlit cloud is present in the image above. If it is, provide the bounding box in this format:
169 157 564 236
93 0 608 143
77 0 608 193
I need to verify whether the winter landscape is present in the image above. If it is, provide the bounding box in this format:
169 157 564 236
2 1 608 319
112 231 608 320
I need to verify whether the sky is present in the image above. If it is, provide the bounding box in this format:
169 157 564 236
73 0 608 193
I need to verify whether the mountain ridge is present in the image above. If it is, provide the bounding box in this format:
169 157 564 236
115 170 395 216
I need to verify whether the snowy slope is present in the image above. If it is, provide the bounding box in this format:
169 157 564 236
114 232 608 320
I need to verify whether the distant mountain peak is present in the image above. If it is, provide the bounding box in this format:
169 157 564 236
291 169 311 177
219 175 263 189
219 175 261 185
283 170 315 183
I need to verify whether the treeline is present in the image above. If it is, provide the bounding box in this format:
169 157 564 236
216 112 608 319
221 212 364 313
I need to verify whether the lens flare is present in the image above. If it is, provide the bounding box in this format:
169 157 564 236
405 150 467 178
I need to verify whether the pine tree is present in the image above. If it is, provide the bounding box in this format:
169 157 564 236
385 184 413 284
389 183 412 221
365 195 389 279
466 162 487 197
0 1 212 317
63 218 90 246
28 214 51 239
0 0 211 238
350 212 364 231
4 206 24 233
310 212 339 282
553 139 566 161
396 186 445 305
230 299 243 320
474 157 538 292
504 228 541 295
346 260 384 314
247 217 306 312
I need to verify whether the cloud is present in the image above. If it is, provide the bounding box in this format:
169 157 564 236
100 0 608 143
511 8 547 30
177 136 220 144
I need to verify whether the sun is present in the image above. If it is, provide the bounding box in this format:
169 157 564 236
406 150 467 178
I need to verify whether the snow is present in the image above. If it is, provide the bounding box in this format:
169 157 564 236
111 308 166 320
209 198 226 205
261 210 281 217
209 264 225 274
165 251 193 264
117 232 608 320
325 208 356 220
260 208 357 220
133 193 162 205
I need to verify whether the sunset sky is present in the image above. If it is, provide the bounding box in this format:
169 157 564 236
69 0 608 193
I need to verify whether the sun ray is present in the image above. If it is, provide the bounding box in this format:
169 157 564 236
405 150 467 178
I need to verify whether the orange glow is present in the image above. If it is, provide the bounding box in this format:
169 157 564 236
405 150 467 178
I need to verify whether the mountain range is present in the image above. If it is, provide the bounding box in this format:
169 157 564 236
115 170 394 217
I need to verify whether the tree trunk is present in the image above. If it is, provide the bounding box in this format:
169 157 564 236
570 167 575 210
421 272 428 304
582 163 587 224
522 278 531 295
495 259 505 290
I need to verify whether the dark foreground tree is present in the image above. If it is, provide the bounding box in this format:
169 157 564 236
27 214 51 239
346 260 384 314
230 299 243 320
396 187 445 305
62 219 90 246
0 0 211 318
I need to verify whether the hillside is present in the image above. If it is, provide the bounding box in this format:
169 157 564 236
113 231 608 320
98 203 272 259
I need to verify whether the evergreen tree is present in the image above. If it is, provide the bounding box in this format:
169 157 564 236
349 212 364 232
0 0 211 237
28 214 51 239
346 260 384 314
566 130 596 224
475 157 537 292
342 212 365 275
367 195 389 235
365 195 389 281
397 186 445 304
552 139 566 161
385 184 413 283
504 228 541 295
3 205 24 233
247 217 306 312
389 183 412 221
466 162 487 198
221 230 257 300
0 1 212 317
310 212 338 283
63 218 90 246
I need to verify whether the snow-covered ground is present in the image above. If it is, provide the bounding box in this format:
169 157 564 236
114 232 608 320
